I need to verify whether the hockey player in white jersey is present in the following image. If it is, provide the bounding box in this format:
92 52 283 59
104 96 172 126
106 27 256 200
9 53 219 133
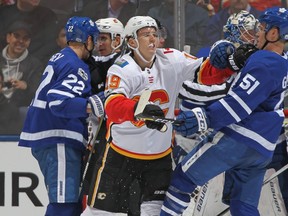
161 7 288 216
80 16 229 216
18 16 104 216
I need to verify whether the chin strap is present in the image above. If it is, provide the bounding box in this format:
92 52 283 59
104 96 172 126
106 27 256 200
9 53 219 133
128 39 155 64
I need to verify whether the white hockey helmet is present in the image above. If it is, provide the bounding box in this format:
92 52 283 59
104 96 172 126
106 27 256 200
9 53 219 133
124 16 158 39
96 18 124 50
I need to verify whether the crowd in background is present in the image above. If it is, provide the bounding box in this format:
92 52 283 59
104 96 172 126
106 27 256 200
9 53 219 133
0 0 287 135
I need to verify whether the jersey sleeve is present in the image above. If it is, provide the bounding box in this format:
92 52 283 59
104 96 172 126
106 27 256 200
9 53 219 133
46 60 90 119
206 53 285 130
104 60 139 124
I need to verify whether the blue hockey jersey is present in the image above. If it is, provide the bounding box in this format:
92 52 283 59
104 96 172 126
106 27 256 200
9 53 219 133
206 50 288 157
18 47 91 150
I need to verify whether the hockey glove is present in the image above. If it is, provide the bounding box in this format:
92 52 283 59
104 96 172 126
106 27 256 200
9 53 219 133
209 40 235 69
135 103 166 131
96 91 105 103
87 94 104 117
227 43 258 71
174 108 210 137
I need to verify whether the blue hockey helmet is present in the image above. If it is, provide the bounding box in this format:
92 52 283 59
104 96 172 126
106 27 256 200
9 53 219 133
65 16 99 44
258 7 288 41
223 10 258 47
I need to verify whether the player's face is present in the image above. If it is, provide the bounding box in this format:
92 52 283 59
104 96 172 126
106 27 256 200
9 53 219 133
240 28 256 45
96 33 113 56
6 29 31 57
136 27 159 60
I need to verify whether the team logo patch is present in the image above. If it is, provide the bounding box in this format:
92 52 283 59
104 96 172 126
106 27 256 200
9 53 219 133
114 59 129 68
78 68 88 81
97 192 106 200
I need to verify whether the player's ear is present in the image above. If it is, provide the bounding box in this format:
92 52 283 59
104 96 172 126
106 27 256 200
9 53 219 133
128 37 137 48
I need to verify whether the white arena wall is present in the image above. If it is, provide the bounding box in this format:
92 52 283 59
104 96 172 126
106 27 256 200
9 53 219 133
0 140 48 215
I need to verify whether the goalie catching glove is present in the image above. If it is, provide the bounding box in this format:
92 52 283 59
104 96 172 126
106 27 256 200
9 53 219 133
173 107 210 137
209 40 258 72
134 102 166 132
87 94 104 117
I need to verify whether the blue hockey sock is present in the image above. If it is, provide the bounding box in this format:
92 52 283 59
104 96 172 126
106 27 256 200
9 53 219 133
230 200 259 216
160 165 197 215
45 202 82 216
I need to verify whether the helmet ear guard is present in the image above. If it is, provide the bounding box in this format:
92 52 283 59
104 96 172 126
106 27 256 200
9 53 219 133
65 16 99 44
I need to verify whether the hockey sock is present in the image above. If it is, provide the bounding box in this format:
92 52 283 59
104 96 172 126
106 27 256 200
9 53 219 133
45 202 82 216
230 200 259 216
160 165 197 215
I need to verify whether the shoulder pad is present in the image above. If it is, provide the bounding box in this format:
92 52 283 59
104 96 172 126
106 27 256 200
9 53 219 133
114 59 129 68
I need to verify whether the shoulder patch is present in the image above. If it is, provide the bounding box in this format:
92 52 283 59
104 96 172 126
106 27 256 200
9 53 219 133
78 68 88 81
114 59 129 68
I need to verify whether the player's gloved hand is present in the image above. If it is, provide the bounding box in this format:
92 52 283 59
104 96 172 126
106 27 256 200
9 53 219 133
173 108 210 137
135 103 165 131
96 91 105 103
209 40 235 69
227 43 258 71
87 94 104 117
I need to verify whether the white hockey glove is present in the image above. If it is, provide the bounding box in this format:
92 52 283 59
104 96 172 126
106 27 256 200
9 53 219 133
173 107 210 137
87 94 104 117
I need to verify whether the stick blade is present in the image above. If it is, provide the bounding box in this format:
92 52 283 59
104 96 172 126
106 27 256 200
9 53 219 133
134 89 152 117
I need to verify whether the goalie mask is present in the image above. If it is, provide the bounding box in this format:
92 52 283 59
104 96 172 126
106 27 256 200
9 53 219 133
65 16 99 44
223 10 258 47
96 18 124 51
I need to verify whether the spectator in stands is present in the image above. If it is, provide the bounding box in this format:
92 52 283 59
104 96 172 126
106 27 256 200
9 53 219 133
76 0 137 26
148 0 210 55
205 0 261 46
0 0 58 62
210 0 284 13
55 18 68 51
0 21 43 134
0 0 15 6
0 70 20 134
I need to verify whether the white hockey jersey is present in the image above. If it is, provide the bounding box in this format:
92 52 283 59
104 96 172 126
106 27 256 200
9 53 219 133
105 48 206 159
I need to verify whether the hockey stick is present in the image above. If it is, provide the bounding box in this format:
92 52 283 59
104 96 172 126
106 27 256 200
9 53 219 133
79 116 104 197
217 163 288 216
134 89 184 133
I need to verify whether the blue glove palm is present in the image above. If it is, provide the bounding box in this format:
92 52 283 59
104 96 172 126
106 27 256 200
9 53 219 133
209 40 235 69
174 108 209 137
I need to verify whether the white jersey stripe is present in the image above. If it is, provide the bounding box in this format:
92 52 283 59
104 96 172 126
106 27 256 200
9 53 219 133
219 99 241 122
228 124 275 151
48 89 75 98
229 90 252 114
57 143 66 202
20 130 85 143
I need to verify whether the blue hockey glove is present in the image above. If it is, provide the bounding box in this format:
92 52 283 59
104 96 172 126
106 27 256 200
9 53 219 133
173 108 209 137
87 94 104 117
209 40 235 69
96 91 105 103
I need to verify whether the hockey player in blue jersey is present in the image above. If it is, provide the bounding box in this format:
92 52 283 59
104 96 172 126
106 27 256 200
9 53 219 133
18 16 104 216
160 7 288 216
